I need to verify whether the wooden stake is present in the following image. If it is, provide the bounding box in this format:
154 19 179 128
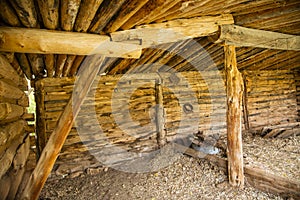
21 55 105 200
224 45 244 187
155 79 166 147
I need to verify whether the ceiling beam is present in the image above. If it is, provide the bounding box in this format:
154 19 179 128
214 25 300 51
111 14 234 48
0 15 234 58
0 27 141 58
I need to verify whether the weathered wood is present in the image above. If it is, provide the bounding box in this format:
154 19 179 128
27 54 45 78
0 103 25 123
105 0 150 33
225 45 244 187
155 80 166 147
60 0 81 31
7 135 30 199
0 55 23 87
0 120 27 155
174 144 300 198
44 54 55 78
69 56 85 76
0 130 26 179
34 80 47 156
74 0 104 32
37 0 59 29
0 0 21 26
22 113 35 121
62 55 77 77
1 52 15 64
11 56 24 77
242 74 250 130
120 0 168 30
111 15 234 49
0 27 141 58
54 54 68 78
0 80 24 100
21 55 106 200
89 0 127 33
15 54 33 80
0 174 10 199
215 25 300 51
10 0 38 28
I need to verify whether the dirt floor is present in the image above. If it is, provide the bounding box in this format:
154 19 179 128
39 134 299 200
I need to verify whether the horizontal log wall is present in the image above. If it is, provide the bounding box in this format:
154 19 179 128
0 54 33 199
244 70 299 131
38 71 227 176
37 70 298 177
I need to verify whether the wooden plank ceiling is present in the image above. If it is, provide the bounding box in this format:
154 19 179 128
0 0 299 80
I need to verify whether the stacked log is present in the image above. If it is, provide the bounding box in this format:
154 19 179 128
244 70 298 132
0 55 32 199
36 70 299 177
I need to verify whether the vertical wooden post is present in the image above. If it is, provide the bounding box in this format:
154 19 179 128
224 45 244 187
155 78 166 147
242 74 250 130
34 80 46 158
21 55 105 200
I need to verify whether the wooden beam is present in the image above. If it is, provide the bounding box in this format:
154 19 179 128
174 144 300 198
215 25 300 51
155 79 166 147
111 14 234 49
0 27 141 58
21 55 106 200
225 45 244 187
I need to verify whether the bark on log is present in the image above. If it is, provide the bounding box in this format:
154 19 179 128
105 0 150 33
10 0 38 28
60 0 81 31
89 0 127 33
0 0 21 26
44 54 55 78
74 0 104 32
37 0 59 30
225 45 244 187
21 55 106 200
34 80 47 155
15 54 33 80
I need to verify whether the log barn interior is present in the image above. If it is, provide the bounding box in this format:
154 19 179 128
0 0 299 199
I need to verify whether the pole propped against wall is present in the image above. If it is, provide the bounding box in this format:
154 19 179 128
224 45 245 187
21 55 106 200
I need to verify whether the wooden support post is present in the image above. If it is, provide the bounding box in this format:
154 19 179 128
242 74 250 130
21 55 106 200
224 45 244 187
34 80 46 156
155 78 166 147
